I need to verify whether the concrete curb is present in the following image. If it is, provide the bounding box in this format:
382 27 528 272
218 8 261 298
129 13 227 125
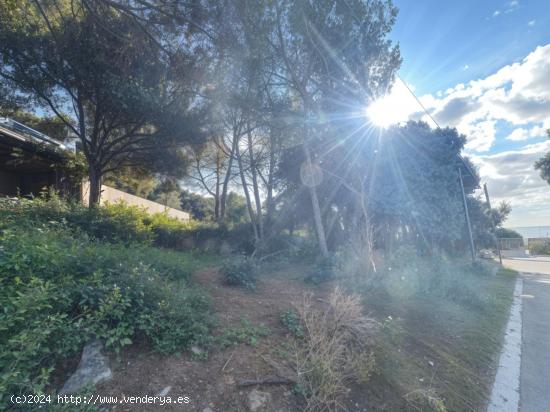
487 276 523 412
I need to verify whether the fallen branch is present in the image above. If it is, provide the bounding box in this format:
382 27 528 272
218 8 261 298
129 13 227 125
259 354 296 379
221 350 235 372
237 377 295 387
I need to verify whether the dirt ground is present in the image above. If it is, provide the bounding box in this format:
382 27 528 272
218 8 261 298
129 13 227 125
79 263 510 412
95 265 332 412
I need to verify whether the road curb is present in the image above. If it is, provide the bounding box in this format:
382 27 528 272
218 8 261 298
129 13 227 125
487 276 523 412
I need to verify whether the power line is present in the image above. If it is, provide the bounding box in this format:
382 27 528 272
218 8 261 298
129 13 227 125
396 73 440 129
396 73 479 187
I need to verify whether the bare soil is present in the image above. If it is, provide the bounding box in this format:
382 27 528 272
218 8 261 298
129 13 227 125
75 264 512 412
96 265 331 412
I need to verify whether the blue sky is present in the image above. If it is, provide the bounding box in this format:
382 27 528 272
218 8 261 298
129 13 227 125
377 0 550 227
393 0 550 96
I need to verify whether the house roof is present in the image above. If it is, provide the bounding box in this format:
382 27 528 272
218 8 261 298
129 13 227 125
0 117 68 150
0 119 68 171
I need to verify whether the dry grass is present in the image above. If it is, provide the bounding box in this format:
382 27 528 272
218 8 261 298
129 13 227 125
404 389 448 412
291 287 377 411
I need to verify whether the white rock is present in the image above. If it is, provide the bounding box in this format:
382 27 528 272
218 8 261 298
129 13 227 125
247 389 271 412
191 346 204 355
59 341 112 395
156 386 172 396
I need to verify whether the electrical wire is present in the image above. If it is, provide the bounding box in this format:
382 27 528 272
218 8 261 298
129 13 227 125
396 73 479 186
396 74 441 129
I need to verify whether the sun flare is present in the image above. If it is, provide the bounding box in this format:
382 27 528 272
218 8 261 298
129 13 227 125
365 97 396 128
365 80 418 128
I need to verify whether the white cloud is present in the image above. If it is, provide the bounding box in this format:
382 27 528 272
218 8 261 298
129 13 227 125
528 20 536 27
363 44 550 226
372 44 550 226
506 124 548 141
472 140 550 226
462 64 470 71
463 120 497 151
506 0 520 13
385 44 550 152
492 1 519 18
507 128 530 141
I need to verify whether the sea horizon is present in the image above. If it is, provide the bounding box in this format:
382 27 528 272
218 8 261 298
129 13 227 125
507 226 550 239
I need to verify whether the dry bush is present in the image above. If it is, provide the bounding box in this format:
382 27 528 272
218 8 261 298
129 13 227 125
404 389 448 412
291 287 377 411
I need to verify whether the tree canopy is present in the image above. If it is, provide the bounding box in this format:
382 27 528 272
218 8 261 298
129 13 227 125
535 130 550 185
0 0 507 260
0 1 204 205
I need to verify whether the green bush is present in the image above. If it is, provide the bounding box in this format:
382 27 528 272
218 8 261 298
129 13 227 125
0 196 154 243
221 256 257 289
147 212 199 247
528 240 550 256
280 309 304 338
217 318 270 348
0 196 257 255
0 194 246 266
0 199 213 408
306 255 339 284
252 234 316 263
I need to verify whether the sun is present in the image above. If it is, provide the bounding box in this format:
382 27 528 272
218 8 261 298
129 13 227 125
365 97 396 128
365 80 417 128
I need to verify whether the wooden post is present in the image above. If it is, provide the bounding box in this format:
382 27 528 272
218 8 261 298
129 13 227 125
459 167 476 262
483 183 503 265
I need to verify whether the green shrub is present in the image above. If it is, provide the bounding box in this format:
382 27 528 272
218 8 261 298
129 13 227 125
88 201 153 243
0 199 213 408
280 309 304 338
217 318 270 348
0 196 154 244
528 241 550 255
307 255 339 284
147 213 200 248
221 256 257 289
0 196 257 255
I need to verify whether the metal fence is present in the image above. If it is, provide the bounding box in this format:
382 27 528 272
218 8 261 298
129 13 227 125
499 237 525 250
498 237 550 257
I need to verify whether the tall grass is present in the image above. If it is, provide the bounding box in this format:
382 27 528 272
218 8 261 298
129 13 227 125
345 245 517 411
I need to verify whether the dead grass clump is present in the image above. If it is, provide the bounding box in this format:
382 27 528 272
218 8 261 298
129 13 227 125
404 389 448 412
291 287 376 411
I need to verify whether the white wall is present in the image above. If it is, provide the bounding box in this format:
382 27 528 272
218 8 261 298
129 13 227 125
81 181 190 221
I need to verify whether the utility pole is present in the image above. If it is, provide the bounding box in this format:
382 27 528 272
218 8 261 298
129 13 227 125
484 183 503 265
458 167 476 262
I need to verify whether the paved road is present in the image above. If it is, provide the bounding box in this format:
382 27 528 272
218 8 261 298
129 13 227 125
487 257 550 412
502 258 550 412
502 257 550 275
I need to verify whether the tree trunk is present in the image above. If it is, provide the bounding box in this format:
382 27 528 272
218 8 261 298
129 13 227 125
88 166 102 207
214 150 221 221
246 129 263 240
265 131 276 231
235 137 259 242
303 144 328 258
359 187 376 272
219 135 237 223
